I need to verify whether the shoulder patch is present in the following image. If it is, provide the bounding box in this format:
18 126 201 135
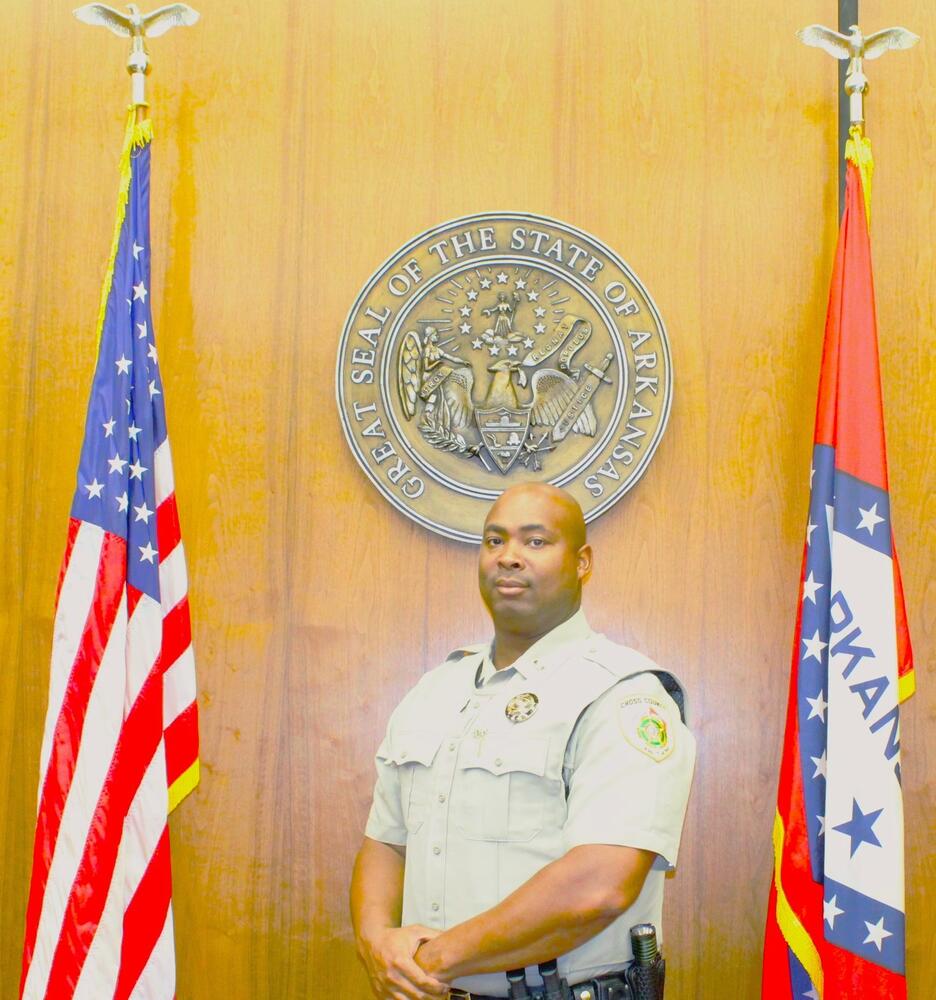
619 693 674 761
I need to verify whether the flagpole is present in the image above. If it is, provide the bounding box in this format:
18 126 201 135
73 3 201 114
796 19 919 212
837 0 859 215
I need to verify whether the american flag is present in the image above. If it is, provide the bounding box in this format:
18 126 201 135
19 116 199 1000
762 131 915 999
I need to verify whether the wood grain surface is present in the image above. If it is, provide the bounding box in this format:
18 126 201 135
1 1 933 997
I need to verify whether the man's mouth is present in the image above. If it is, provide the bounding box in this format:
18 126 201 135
494 578 529 595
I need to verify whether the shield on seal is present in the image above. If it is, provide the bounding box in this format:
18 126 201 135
474 406 531 473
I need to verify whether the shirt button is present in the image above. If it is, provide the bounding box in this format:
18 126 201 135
431 902 440 912
494 757 503 767
448 743 456 751
438 793 447 803
433 846 441 855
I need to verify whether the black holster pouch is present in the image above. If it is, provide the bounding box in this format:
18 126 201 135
624 955 665 1000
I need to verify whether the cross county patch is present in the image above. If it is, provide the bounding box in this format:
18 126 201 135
619 695 673 761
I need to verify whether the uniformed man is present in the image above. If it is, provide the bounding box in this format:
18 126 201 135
350 483 695 999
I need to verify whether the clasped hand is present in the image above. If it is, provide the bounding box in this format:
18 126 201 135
359 924 449 1000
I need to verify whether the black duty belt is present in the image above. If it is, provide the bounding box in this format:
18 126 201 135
449 969 631 1000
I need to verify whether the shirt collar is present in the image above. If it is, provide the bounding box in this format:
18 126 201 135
476 608 593 686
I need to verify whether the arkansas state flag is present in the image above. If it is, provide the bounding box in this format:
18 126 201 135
762 128 915 999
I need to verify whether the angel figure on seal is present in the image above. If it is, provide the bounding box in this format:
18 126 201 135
398 325 475 430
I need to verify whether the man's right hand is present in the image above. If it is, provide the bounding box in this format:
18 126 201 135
357 923 449 1000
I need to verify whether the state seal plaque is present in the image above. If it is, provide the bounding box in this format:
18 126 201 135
336 213 672 542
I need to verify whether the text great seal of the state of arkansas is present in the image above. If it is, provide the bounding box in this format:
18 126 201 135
336 212 672 543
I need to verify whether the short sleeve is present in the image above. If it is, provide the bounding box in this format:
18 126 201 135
562 673 696 868
364 732 408 847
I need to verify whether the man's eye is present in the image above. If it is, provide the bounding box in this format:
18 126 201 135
485 537 502 547
528 537 545 547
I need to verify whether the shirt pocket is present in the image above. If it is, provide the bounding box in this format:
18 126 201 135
452 735 560 842
377 729 444 834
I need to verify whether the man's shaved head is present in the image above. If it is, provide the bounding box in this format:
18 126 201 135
484 483 587 548
478 484 592 659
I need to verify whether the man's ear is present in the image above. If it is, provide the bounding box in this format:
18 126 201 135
577 543 593 583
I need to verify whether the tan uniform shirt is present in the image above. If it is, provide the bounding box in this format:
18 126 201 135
365 611 695 996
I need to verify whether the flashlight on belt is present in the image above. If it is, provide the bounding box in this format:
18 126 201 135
626 924 665 1000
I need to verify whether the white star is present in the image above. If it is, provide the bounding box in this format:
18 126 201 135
138 541 158 564
127 423 142 441
471 339 483 350
806 520 817 546
534 306 546 317
803 988 820 1000
126 397 132 414
488 345 500 357
479 277 492 289
802 571 824 604
137 321 148 339
466 289 478 301
132 281 148 302
134 501 153 523
507 345 518 356
523 337 535 349
148 380 161 398
810 750 827 779
810 465 816 486
514 278 526 289
116 491 129 512
459 305 471 317
129 459 148 480
857 503 885 535
817 814 826 836
823 894 844 929
132 241 144 260
863 917 893 951
806 690 828 722
115 355 132 375
527 290 539 301
496 272 508 284
84 479 104 499
534 322 546 334
102 417 116 437
147 343 158 365
459 323 471 335
126 298 132 313
107 454 127 475
802 629 827 662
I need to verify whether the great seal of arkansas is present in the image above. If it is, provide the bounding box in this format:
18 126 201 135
336 212 672 543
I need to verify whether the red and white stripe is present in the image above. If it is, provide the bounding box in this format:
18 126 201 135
21 438 198 1000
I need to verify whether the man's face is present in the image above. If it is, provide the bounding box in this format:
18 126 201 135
478 487 591 636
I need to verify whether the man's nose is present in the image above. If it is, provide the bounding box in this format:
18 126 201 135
497 543 524 568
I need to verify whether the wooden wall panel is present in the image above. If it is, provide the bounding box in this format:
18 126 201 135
1 1 933 997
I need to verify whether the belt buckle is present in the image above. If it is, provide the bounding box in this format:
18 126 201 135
448 990 472 999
